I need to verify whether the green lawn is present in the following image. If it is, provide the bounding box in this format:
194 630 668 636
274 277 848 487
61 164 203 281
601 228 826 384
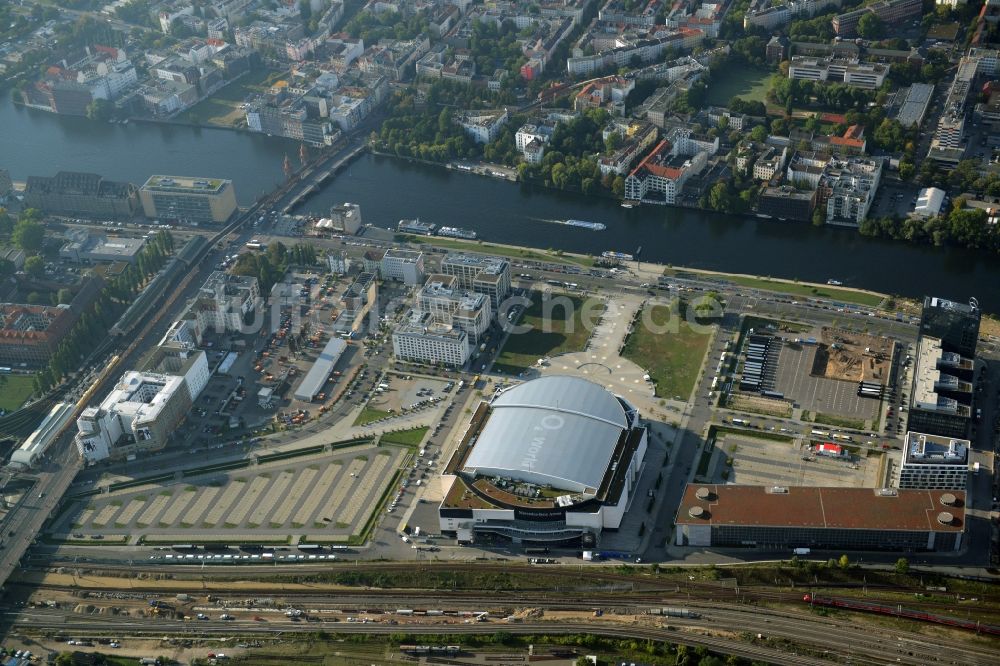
813 412 868 430
176 68 285 128
0 374 35 412
380 426 429 446
400 234 595 268
353 406 391 426
666 269 885 308
494 292 604 375
705 64 773 106
621 304 712 400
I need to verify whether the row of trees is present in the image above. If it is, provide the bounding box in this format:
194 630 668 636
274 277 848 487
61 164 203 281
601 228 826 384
769 77 876 113
860 208 1000 253
32 230 175 395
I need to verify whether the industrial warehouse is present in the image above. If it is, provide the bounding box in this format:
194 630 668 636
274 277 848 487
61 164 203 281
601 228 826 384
438 375 648 546
674 485 966 552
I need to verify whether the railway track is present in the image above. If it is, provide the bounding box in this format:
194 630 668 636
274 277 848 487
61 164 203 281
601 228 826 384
7 606 995 666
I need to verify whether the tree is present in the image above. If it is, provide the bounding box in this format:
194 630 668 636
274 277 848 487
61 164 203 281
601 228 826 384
13 217 44 252
85 98 114 122
26 291 44 305
838 554 850 570
57 288 73 304
812 208 826 227
895 557 909 574
857 13 884 40
750 125 768 143
612 176 625 197
24 254 44 278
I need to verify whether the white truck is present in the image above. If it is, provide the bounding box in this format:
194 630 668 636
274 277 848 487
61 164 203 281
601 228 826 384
793 548 811 556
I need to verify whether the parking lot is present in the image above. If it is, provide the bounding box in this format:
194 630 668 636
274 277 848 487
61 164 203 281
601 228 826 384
712 434 880 488
774 343 878 423
357 374 454 424
55 442 408 543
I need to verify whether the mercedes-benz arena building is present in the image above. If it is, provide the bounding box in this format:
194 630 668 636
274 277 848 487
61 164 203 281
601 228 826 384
439 375 648 546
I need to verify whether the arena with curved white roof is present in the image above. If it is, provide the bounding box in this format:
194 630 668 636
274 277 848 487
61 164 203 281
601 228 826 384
439 376 648 545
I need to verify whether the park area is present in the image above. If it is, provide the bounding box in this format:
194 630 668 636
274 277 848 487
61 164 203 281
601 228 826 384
0 373 35 412
176 69 286 128
494 291 604 375
705 65 772 107
621 303 712 400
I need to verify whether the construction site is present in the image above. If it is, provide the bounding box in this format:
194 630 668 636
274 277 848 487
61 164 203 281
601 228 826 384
810 327 895 384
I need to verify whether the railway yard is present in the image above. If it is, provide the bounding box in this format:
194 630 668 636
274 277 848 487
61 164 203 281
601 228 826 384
1 562 999 665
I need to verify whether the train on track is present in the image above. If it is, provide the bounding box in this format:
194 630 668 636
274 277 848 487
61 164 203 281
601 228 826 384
802 594 1000 636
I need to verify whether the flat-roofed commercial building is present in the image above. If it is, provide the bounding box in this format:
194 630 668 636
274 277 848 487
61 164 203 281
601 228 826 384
23 171 139 219
380 248 425 285
439 376 648 545
895 83 934 128
75 349 208 463
334 271 377 337
908 336 974 438
60 231 146 263
897 431 970 490
418 274 492 345
139 175 237 224
674 485 965 552
392 311 471 367
440 254 511 312
920 296 980 359
294 337 348 401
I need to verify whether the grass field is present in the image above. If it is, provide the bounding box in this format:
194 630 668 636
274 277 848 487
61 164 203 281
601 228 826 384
813 412 867 430
666 268 885 308
622 304 712 400
401 234 595 268
705 64 772 106
494 292 604 375
0 374 34 412
381 426 429 446
353 406 391 426
176 68 285 128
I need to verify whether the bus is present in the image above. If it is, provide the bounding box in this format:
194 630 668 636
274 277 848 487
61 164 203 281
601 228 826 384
171 544 197 552
810 429 830 438
832 433 853 442
298 544 324 551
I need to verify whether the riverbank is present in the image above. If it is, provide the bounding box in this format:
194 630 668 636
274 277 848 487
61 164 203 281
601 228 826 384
395 232 888 308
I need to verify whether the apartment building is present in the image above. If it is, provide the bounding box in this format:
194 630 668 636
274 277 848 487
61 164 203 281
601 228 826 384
624 128 714 204
457 109 509 143
821 157 882 227
752 146 788 181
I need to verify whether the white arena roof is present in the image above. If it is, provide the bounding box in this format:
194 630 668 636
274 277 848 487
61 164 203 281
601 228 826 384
462 376 635 494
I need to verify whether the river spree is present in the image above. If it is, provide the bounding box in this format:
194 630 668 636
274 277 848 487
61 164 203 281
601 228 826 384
2 98 997 310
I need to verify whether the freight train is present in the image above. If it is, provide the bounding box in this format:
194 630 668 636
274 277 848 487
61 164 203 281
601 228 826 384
802 594 1000 636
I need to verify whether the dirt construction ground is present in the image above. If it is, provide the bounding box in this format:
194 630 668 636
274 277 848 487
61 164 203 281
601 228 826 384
812 327 894 384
